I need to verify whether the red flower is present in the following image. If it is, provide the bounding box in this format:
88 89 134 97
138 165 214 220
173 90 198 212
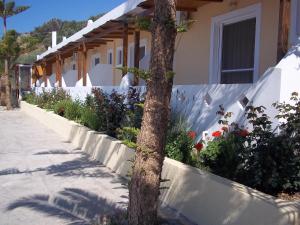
187 131 196 139
221 126 229 132
194 142 204 151
238 129 249 137
212 131 222 137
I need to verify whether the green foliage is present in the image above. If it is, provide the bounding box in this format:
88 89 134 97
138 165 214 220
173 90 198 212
23 92 38 104
165 115 195 165
116 67 151 80
53 99 82 121
116 88 144 148
16 14 104 63
166 131 195 164
200 132 245 179
0 30 20 68
200 101 300 195
136 16 151 31
24 89 71 110
117 127 140 149
80 107 101 131
105 90 126 137
0 1 29 19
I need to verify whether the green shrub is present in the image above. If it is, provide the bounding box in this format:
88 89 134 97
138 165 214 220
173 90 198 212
200 132 245 179
105 90 126 137
165 115 196 165
64 100 82 121
80 107 101 131
53 100 68 116
117 127 140 149
23 92 38 105
35 89 70 110
201 102 300 195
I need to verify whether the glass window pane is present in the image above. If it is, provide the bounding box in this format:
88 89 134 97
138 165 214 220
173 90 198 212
221 71 253 84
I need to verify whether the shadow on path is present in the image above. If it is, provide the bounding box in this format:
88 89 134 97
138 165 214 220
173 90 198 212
0 153 114 178
6 188 127 225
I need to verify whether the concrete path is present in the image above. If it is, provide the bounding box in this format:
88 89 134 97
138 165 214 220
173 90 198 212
0 110 128 225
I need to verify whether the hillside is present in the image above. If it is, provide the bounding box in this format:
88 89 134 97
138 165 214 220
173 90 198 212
17 14 104 64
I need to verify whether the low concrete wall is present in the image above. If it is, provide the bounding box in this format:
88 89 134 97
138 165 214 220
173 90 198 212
20 101 300 225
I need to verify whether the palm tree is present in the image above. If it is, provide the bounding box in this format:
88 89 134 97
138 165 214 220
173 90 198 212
0 0 29 109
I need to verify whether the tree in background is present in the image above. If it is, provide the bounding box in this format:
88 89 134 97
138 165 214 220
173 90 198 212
0 30 21 107
128 0 177 224
0 0 29 109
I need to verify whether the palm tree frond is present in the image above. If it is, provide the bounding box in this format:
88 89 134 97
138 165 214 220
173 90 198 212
5 5 29 17
0 1 4 15
13 5 29 14
4 1 15 13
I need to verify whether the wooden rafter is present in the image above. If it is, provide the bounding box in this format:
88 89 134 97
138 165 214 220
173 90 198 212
277 0 291 62
138 0 223 12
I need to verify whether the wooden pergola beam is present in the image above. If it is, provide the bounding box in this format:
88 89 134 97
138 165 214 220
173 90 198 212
123 22 129 76
134 29 140 85
55 55 62 87
277 0 291 62
138 0 223 12
41 62 48 87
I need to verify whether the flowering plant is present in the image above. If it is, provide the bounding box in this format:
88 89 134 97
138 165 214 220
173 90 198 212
212 130 222 137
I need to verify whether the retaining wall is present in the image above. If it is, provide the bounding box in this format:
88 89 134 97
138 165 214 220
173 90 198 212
20 101 300 225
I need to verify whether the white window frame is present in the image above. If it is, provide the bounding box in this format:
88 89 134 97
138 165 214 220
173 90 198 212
209 3 262 84
107 49 113 65
116 46 123 67
291 0 300 44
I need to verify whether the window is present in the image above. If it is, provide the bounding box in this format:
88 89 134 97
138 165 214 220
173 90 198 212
139 46 146 60
209 4 261 84
94 57 100 66
220 18 256 84
107 50 113 65
117 48 123 66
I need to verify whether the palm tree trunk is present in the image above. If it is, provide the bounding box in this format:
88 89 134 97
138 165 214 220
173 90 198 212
128 1 177 224
4 59 12 110
3 13 12 110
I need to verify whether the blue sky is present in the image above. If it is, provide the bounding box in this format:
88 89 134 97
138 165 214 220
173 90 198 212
0 0 126 36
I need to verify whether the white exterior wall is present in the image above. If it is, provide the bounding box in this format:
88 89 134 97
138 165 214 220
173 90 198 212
47 74 56 88
86 64 114 87
62 70 77 87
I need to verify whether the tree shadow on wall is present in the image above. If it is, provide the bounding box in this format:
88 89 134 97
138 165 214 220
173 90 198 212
6 188 127 225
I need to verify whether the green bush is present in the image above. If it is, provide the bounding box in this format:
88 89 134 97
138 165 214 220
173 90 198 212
117 127 140 149
34 89 70 110
23 92 38 105
200 101 300 195
64 100 82 121
200 132 245 179
80 107 101 131
165 116 196 165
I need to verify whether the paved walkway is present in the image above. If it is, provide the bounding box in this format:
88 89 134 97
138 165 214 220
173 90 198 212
0 110 128 225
